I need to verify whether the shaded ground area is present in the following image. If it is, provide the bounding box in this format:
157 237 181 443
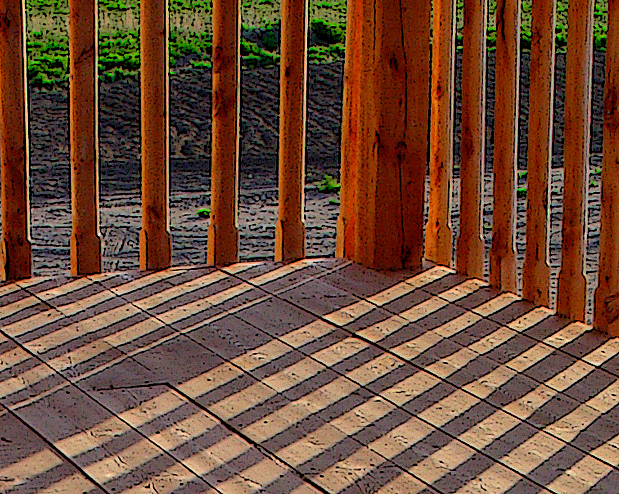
2 258 619 493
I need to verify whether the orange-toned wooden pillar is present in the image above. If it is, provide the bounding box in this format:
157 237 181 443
207 0 240 266
522 0 555 306
489 0 519 293
0 0 32 281
426 0 456 267
69 0 102 276
456 0 486 279
140 0 171 270
353 0 431 270
335 0 362 259
594 0 619 335
557 0 593 321
275 0 308 262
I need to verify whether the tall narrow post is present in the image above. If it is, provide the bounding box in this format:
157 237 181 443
522 0 555 305
336 0 362 259
140 0 171 270
456 0 486 279
426 0 456 267
594 0 619 334
275 0 308 262
0 0 31 281
208 0 240 266
557 0 594 321
69 0 102 276
354 0 431 270
490 0 519 293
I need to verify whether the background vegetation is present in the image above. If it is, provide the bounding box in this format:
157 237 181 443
26 0 608 89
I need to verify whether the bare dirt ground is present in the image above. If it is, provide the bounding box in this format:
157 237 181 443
1 52 608 317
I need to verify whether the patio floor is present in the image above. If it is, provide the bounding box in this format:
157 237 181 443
1 258 619 493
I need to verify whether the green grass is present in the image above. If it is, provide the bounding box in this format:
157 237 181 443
25 0 609 89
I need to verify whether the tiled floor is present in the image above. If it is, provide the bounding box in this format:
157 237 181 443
1 258 618 493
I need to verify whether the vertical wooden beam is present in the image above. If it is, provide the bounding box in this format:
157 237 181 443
354 0 431 270
489 0 519 293
69 0 102 276
336 0 362 259
207 0 240 266
275 0 308 262
594 0 619 335
522 0 555 306
140 0 171 270
456 0 486 279
557 0 594 321
0 0 32 281
426 0 456 267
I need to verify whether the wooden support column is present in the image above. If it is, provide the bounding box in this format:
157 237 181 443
0 0 32 281
557 0 593 321
335 0 362 259
489 0 519 293
456 0 486 279
426 0 456 267
69 0 102 276
353 0 431 270
522 0 555 305
594 0 619 334
140 0 171 270
207 0 240 266
275 0 308 262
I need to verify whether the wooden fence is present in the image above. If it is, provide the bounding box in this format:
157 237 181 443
1 0 619 335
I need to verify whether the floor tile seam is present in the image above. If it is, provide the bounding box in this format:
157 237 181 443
168 384 333 494
0 400 111 494
0 330 228 494
217 271 564 493
256 278 619 481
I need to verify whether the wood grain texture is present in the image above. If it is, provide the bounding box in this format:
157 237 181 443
275 0 308 262
489 0 519 293
207 0 240 266
595 0 619 335
139 0 171 271
456 0 486 280
557 0 594 322
69 0 102 276
426 0 456 267
522 0 555 306
0 0 32 281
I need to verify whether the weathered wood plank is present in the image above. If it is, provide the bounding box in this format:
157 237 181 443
489 0 519 292
139 0 172 270
69 0 102 276
0 0 32 281
207 0 240 266
557 0 594 321
275 0 308 262
595 0 619 335
522 0 555 306
456 0 486 280
426 0 456 267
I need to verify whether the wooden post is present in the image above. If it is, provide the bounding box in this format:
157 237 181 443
426 0 456 267
594 0 619 335
275 0 308 262
336 0 362 259
557 0 593 322
522 0 555 306
353 0 430 270
69 0 102 276
456 0 486 280
140 0 172 271
207 0 240 266
0 0 32 281
489 0 519 293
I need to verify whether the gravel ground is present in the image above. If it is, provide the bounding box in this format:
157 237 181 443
0 52 608 319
